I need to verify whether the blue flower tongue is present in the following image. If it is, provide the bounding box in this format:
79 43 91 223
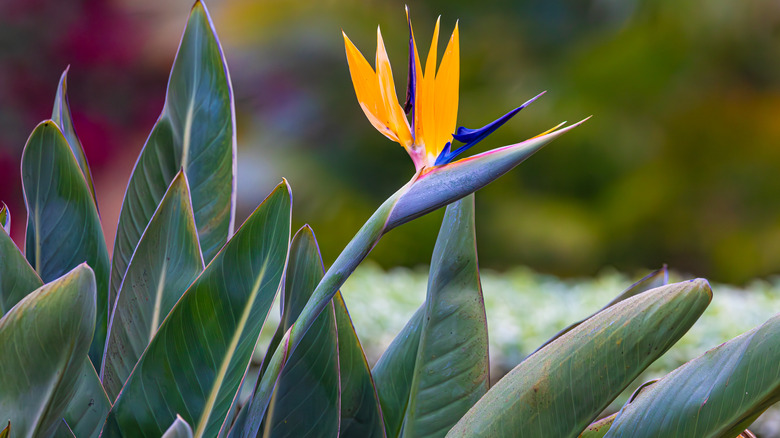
434 91 546 166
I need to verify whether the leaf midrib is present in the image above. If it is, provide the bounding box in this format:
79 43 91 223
193 261 268 437
149 260 169 339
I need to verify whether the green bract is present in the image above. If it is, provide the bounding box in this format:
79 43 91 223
0 2 774 438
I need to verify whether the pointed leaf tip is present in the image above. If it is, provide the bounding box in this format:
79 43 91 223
0 201 9 234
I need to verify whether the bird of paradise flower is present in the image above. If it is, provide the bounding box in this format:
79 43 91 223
343 8 575 176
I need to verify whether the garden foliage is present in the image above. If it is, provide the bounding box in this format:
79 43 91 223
0 2 777 437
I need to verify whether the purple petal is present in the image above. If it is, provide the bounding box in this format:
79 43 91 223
404 10 416 116
434 91 545 165
453 91 545 145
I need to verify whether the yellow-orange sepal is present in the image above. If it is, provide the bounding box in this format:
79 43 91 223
343 29 413 149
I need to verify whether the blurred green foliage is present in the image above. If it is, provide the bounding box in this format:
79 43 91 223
216 0 780 283
3 0 780 283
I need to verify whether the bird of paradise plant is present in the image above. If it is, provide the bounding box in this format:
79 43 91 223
238 11 588 432
1 2 771 438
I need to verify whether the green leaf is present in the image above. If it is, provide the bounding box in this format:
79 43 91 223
263 226 340 437
0 216 43 315
578 414 616 438
578 380 658 438
163 416 194 438
103 181 290 438
605 313 780 438
372 305 425 438
447 279 712 438
0 264 96 438
53 421 76 438
403 195 489 438
21 121 109 369
333 292 386 438
531 265 668 356
102 171 204 400
109 0 236 319
52 67 96 202
0 202 9 234
0 421 9 438
241 189 404 438
63 358 111 438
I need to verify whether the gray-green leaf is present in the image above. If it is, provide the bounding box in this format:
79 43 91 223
163 416 194 438
373 305 425 437
103 181 291 438
21 121 109 368
63 358 111 438
447 279 712 437
402 195 489 438
102 171 204 400
334 291 386 438
0 217 43 315
263 226 340 437
52 66 96 202
0 264 96 438
605 312 780 438
109 0 236 320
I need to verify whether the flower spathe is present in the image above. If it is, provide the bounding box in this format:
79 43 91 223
343 8 558 174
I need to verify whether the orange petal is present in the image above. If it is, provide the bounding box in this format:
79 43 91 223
434 22 459 155
375 27 413 147
343 31 395 140
420 17 441 157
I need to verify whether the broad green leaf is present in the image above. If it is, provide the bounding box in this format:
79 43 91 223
220 326 285 438
102 171 204 400
334 292 386 438
103 181 290 438
241 190 403 438
447 279 712 438
0 218 43 315
0 202 9 234
263 226 340 437
372 305 425 438
578 414 616 438
53 421 76 438
578 380 657 438
403 195 489 438
531 266 668 356
110 0 236 319
605 313 780 438
21 121 109 368
52 67 96 202
578 379 658 438
63 358 111 438
163 416 194 438
0 264 96 438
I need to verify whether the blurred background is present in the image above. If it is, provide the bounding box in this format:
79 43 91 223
2 0 780 284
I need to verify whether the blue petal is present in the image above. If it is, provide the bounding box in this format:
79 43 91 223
404 11 416 116
435 91 546 166
434 142 453 166
453 91 545 145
